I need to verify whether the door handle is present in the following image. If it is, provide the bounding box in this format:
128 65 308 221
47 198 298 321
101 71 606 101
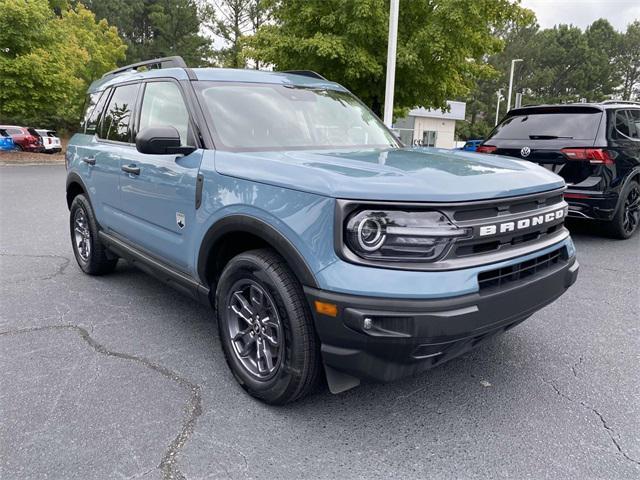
121 164 140 175
82 157 96 165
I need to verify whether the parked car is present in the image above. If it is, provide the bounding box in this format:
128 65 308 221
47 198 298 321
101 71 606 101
0 128 15 151
35 129 62 154
66 56 579 404
0 125 43 152
478 102 640 238
460 139 483 151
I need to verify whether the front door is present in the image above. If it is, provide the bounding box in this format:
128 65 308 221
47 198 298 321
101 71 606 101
118 80 203 271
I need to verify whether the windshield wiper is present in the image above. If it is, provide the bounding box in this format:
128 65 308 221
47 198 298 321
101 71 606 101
529 135 573 139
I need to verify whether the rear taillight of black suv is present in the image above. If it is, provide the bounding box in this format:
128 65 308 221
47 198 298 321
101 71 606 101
560 148 614 165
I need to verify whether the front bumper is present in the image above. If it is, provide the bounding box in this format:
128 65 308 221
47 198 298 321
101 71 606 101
306 254 578 387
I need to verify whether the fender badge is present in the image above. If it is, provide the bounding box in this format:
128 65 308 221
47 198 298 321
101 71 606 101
176 212 185 229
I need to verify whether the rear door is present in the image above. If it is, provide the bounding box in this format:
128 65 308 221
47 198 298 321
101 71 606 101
483 107 604 186
117 79 203 270
90 82 140 230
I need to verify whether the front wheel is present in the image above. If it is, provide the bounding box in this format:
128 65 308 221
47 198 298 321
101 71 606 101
604 180 640 239
215 249 321 404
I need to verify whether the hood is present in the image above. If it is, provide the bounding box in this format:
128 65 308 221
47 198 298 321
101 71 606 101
214 147 565 202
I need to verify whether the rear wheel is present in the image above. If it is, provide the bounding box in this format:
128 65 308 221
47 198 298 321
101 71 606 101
215 248 321 404
604 180 640 239
69 194 118 275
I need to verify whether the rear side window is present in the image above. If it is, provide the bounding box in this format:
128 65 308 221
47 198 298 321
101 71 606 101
628 110 640 139
99 83 139 142
85 91 109 135
139 81 191 146
614 110 631 138
6 127 22 135
489 109 602 141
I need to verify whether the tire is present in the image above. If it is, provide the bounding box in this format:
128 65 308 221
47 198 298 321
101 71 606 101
15 144 23 151
215 248 321 404
603 180 640 239
69 194 118 275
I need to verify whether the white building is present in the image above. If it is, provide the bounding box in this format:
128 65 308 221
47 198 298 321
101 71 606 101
393 101 466 149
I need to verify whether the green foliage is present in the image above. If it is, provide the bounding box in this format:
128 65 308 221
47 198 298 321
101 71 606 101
83 0 211 66
616 21 640 101
456 19 639 141
247 0 534 116
0 0 126 130
202 0 271 68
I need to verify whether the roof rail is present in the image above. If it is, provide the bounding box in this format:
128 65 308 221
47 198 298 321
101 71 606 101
102 56 187 78
600 100 640 105
280 70 327 81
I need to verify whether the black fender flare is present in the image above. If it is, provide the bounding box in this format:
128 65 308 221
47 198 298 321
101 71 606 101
65 172 91 209
615 167 640 211
197 215 319 288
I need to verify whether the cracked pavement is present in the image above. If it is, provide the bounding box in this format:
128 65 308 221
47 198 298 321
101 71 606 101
1 165 639 479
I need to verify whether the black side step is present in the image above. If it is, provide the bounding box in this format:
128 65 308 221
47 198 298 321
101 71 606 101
99 231 210 306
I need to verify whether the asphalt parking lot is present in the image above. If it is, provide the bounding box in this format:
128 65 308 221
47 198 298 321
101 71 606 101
1 164 639 480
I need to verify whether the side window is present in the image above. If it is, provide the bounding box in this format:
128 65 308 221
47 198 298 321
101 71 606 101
614 110 631 138
139 82 191 146
99 83 139 143
81 92 104 133
628 110 640 140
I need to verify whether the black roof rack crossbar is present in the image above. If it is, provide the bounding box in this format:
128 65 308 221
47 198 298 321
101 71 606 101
281 70 327 80
102 56 187 78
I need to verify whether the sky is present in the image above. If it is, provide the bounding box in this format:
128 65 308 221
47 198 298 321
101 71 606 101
520 0 640 31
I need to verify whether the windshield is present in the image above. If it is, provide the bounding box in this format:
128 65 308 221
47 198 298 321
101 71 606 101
195 82 399 151
488 110 602 141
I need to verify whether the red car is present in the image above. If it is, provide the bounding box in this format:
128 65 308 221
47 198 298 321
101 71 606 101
0 125 43 152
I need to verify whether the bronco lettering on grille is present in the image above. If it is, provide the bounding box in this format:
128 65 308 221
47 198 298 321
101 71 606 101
479 208 565 237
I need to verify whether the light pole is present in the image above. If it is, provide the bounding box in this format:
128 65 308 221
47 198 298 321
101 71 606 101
383 0 400 127
495 89 503 126
506 58 523 113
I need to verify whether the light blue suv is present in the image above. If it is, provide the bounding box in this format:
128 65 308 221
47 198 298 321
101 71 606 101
66 57 579 404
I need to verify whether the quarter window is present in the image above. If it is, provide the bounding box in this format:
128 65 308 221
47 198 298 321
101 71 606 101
614 110 632 138
99 83 139 142
139 82 190 146
627 110 640 139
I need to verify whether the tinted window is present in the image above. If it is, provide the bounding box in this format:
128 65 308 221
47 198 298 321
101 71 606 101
85 90 109 135
196 82 398 151
139 82 190 145
99 83 139 142
628 110 640 139
6 128 22 135
489 110 602 140
615 110 631 137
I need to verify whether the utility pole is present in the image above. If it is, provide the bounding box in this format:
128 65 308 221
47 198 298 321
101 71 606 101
383 0 400 127
495 89 503 126
506 58 523 113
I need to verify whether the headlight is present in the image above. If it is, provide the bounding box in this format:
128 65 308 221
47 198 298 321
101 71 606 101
345 210 470 262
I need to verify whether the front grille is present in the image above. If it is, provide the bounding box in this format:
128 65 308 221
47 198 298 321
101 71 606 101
478 247 566 291
449 190 567 260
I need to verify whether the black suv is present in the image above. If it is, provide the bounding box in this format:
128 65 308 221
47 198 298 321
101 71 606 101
478 102 640 238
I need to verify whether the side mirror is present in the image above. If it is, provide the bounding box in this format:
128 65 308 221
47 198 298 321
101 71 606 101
135 126 196 155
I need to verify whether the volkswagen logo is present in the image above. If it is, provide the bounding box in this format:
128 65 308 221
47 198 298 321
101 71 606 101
520 146 531 158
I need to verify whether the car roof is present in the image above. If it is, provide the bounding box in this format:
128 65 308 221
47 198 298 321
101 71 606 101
508 102 640 116
88 67 345 94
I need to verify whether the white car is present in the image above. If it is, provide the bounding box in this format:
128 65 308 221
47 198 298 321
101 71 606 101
35 129 62 154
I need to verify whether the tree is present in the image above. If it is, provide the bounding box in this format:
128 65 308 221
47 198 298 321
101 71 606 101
456 19 627 141
0 0 126 130
246 0 534 117
202 0 270 68
83 0 211 66
617 21 640 100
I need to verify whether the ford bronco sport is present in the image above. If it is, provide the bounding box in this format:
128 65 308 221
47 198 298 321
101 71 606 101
66 57 579 404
